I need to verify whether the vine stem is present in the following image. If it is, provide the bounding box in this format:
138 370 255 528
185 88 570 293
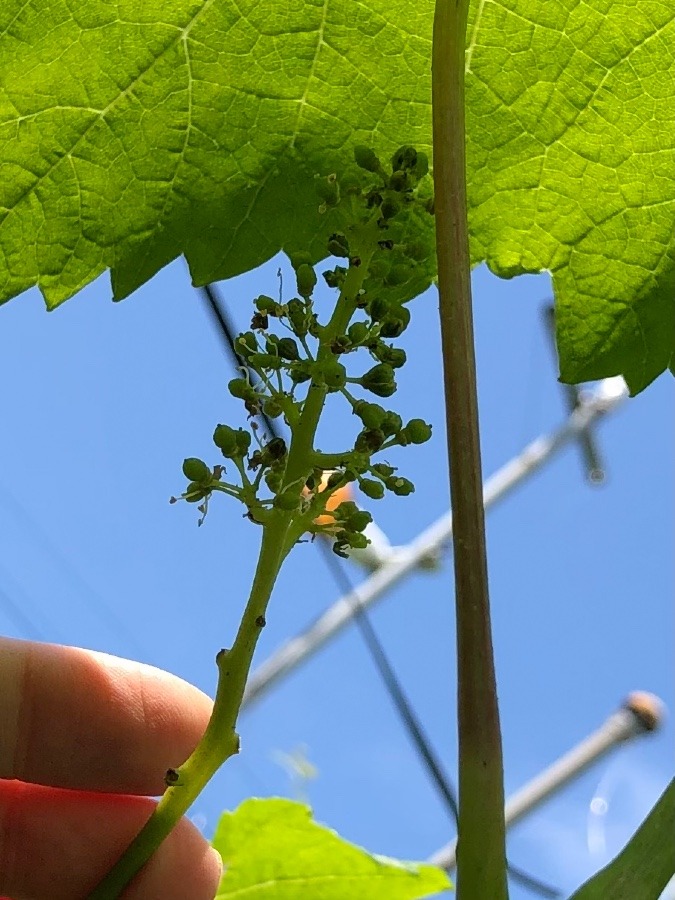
431 1 509 897
88 247 372 899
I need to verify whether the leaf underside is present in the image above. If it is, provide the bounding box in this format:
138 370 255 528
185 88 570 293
1 0 673 392
211 797 451 898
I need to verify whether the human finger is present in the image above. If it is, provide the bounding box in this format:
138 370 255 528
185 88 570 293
0 637 213 795
0 780 222 900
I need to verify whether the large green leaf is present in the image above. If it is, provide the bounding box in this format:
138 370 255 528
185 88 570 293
211 797 451 898
1 0 673 391
568 778 675 900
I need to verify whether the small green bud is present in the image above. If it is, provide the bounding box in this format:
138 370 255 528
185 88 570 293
346 531 369 549
277 337 300 361
401 418 433 444
248 352 284 371
380 304 411 337
380 410 403 436
235 331 258 359
182 458 211 484
372 462 396 479
320 359 347 391
327 470 347 490
289 251 313 271
235 429 252 456
354 400 386 430
265 437 287 461
287 298 309 337
315 174 340 207
348 321 370 345
355 428 386 454
389 170 411 193
274 488 300 511
289 361 312 384
369 297 390 322
345 509 372 533
185 481 209 502
228 378 255 400
354 145 381 173
255 295 278 313
387 475 415 496
361 363 396 398
379 196 401 220
413 151 429 179
327 232 350 258
296 264 317 299
373 344 407 368
213 424 238 455
262 398 283 418
323 266 347 289
359 478 385 500
391 145 417 172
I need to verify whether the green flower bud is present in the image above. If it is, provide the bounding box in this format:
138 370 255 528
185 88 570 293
296 264 317 299
327 232 350 258
387 475 415 496
287 298 309 337
361 363 396 398
289 361 312 384
354 400 386 430
380 410 403 436
274 488 300 511
354 145 381 173
359 478 385 500
213 424 238 455
228 378 256 400
235 429 252 456
262 398 283 418
315 174 340 207
235 331 258 358
185 481 209 502
379 304 411 338
277 337 300 361
346 531 369 549
369 297 390 322
320 359 347 391
265 437 287 461
348 321 370 345
323 266 347 289
371 462 396 479
355 428 386 453
391 145 417 171
345 509 372 533
389 170 411 193
248 352 284 371
289 251 313 271
255 295 278 313
373 344 407 368
413 151 429 179
379 196 401 220
327 470 347 490
401 418 433 444
182 458 211 484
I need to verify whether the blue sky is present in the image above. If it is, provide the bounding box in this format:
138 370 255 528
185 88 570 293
0 256 672 899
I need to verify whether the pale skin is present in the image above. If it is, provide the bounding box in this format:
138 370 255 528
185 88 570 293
0 637 222 899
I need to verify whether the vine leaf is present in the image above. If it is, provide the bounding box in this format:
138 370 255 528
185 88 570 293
568 778 674 900
211 797 451 898
1 0 673 392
